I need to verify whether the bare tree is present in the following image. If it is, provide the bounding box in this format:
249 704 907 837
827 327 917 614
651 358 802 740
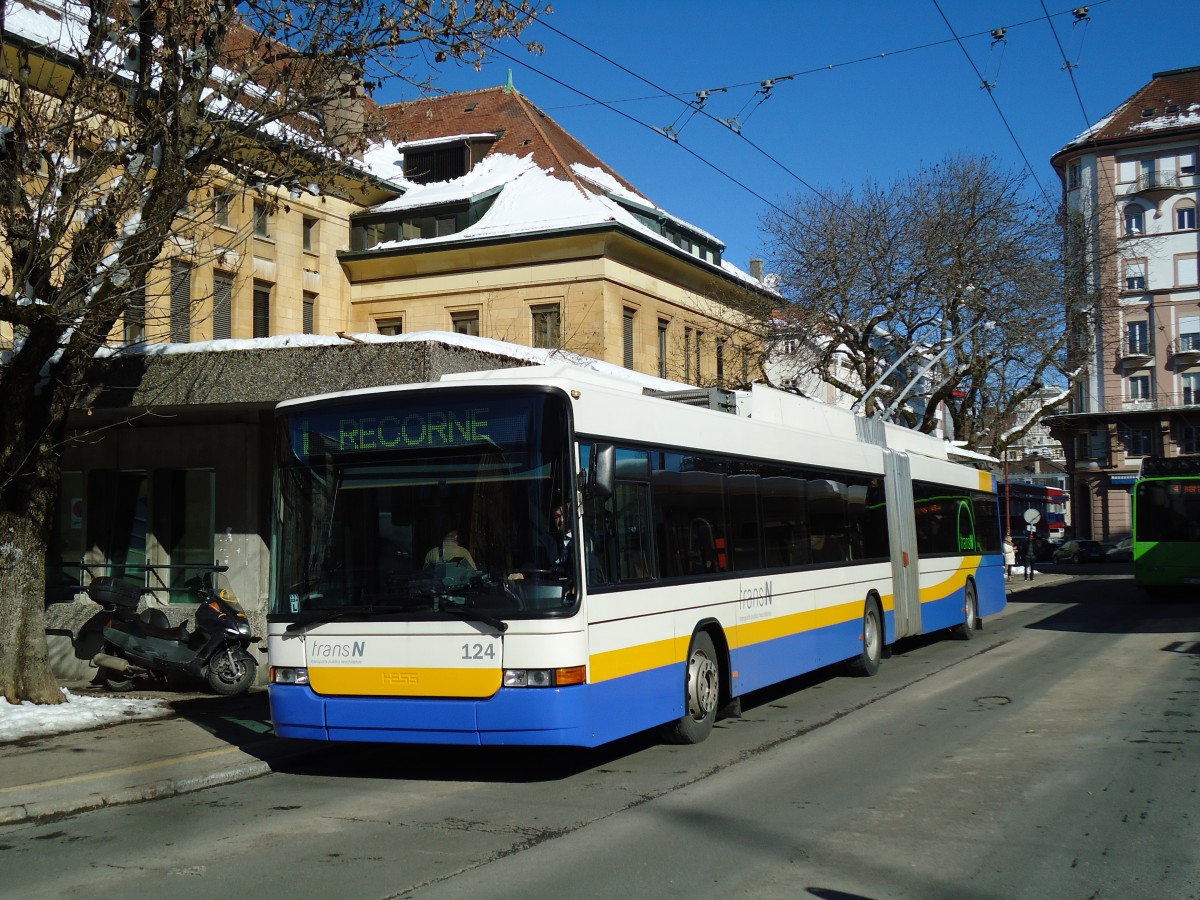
0 0 547 704
762 154 1101 454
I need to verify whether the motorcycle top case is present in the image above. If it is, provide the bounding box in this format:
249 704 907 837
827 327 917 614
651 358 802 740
88 576 141 610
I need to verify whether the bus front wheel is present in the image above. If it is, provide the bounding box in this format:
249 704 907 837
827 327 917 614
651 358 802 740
664 631 720 744
951 582 979 640
846 598 883 677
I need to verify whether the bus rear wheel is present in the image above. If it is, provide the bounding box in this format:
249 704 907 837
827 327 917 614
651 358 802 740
846 598 882 677
664 631 720 744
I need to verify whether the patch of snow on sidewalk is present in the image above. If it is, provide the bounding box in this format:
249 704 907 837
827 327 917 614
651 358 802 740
0 688 170 742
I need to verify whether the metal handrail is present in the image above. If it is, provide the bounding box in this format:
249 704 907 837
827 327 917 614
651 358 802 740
79 562 228 595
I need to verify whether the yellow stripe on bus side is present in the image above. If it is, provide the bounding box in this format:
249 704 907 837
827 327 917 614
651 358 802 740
590 590 897 683
308 666 502 698
919 556 981 604
590 636 681 684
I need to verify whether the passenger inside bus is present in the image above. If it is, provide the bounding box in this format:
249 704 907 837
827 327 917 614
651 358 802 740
423 528 477 570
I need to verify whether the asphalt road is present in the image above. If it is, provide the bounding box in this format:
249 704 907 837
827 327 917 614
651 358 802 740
2 570 1198 899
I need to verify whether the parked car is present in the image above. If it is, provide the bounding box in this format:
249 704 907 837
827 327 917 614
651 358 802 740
1052 539 1107 564
1106 537 1134 563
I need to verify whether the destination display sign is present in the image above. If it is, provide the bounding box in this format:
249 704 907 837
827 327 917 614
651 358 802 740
285 392 556 460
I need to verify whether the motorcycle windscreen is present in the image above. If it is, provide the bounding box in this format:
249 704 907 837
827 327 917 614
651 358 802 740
305 634 502 698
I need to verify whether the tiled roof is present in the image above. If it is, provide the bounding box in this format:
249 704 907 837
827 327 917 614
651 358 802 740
379 86 645 198
1060 65 1200 154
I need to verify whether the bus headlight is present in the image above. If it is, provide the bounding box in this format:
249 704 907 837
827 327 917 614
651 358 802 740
503 666 585 688
271 666 309 685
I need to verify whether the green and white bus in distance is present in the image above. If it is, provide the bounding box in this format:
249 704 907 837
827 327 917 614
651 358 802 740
1132 456 1200 596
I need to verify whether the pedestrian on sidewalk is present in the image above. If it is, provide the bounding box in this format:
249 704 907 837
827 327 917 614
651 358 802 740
1022 537 1036 581
1003 536 1016 579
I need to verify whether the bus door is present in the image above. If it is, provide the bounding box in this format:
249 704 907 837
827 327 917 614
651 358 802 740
883 450 921 638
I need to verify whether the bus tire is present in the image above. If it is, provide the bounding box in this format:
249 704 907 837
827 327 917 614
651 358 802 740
846 598 882 677
951 582 979 640
664 631 720 744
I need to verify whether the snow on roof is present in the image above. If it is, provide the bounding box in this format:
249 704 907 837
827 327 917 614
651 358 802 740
356 152 774 294
97 328 695 394
1128 101 1200 133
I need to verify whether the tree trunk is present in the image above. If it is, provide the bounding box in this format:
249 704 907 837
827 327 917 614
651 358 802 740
0 509 64 705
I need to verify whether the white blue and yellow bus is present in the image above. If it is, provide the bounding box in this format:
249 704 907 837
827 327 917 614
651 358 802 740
267 365 1005 747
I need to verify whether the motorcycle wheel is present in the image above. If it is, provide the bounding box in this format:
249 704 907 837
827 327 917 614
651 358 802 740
205 649 257 696
101 644 135 692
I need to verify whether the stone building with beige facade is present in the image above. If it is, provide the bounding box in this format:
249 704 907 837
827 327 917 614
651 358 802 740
3 2 772 677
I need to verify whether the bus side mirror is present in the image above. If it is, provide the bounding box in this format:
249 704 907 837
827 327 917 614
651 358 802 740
587 444 615 500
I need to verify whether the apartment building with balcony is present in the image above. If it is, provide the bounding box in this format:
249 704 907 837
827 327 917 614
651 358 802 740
1048 65 1200 540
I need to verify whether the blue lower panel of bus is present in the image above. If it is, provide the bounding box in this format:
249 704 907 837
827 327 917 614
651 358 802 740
270 666 681 748
921 561 1006 632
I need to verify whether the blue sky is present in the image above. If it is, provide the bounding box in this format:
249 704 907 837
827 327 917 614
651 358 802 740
385 0 1200 273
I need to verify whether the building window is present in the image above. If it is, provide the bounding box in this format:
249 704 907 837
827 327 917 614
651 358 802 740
1126 320 1149 355
1181 424 1200 455
303 217 318 253
1068 162 1082 190
623 307 635 369
404 145 468 184
170 260 191 343
531 304 561 349
214 192 231 229
1181 150 1197 179
303 291 316 335
1122 426 1154 457
1180 316 1200 353
1183 373 1200 406
1123 204 1144 236
1176 202 1197 231
716 339 726 387
375 317 403 336
1176 254 1199 287
658 319 669 378
451 310 479 336
253 281 271 338
124 283 146 345
253 201 270 239
683 328 693 381
1128 374 1151 402
1123 260 1147 292
212 272 233 340
694 330 704 383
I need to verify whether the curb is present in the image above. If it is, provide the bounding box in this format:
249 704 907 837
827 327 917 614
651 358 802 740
0 739 323 827
0 759 273 826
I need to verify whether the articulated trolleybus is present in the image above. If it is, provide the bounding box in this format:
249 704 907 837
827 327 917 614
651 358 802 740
267 365 1005 747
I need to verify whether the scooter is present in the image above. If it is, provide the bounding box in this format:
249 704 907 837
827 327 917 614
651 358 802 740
88 571 259 695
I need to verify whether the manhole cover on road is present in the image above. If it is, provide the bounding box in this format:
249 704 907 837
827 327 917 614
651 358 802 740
976 695 1012 706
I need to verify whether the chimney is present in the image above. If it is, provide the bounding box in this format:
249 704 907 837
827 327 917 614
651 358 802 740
750 258 764 281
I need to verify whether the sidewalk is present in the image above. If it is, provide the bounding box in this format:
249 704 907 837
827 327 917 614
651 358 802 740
0 686 320 826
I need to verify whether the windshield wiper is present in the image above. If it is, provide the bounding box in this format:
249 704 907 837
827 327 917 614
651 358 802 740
284 605 382 632
435 605 509 633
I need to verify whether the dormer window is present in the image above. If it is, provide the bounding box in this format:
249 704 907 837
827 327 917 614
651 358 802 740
404 145 468 184
349 191 500 251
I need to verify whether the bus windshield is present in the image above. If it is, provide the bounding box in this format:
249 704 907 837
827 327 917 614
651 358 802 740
1135 479 1200 543
270 388 575 622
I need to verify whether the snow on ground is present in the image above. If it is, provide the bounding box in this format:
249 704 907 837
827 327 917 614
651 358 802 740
0 688 170 743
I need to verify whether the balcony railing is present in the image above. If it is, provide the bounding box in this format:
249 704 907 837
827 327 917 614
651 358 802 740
1122 169 1195 196
1102 391 1200 412
1117 339 1154 363
1169 335 1200 362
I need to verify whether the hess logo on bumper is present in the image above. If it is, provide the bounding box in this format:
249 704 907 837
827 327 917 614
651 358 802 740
382 671 419 686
